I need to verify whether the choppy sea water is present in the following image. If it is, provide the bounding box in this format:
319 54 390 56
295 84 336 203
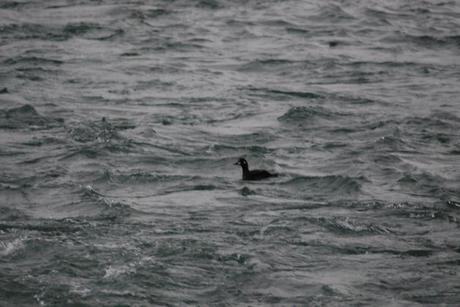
1 0 460 305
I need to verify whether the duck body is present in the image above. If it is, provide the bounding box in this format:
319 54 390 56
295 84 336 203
234 158 278 181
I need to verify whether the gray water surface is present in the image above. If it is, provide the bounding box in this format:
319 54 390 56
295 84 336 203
1 0 460 305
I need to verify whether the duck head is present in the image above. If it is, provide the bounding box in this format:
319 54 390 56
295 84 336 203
234 158 249 169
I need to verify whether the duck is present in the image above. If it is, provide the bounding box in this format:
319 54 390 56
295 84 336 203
234 158 278 181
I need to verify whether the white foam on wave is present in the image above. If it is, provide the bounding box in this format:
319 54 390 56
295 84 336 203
104 263 136 279
0 238 25 256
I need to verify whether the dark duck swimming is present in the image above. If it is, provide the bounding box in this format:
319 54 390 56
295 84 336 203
234 158 278 181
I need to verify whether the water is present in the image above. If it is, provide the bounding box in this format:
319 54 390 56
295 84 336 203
1 0 459 305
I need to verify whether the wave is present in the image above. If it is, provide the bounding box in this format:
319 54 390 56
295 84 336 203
321 244 434 257
57 117 142 160
238 58 298 72
311 3 356 22
278 106 336 124
0 238 25 256
0 104 63 129
369 201 460 226
314 216 393 235
95 170 188 185
366 112 459 155
381 30 460 50
404 111 460 130
358 111 460 154
280 175 363 198
0 1 25 9
0 207 29 221
195 0 222 10
3 56 63 66
404 34 460 49
397 172 460 204
246 87 322 100
79 186 144 221
0 22 123 42
129 7 172 21
0 219 83 234
67 120 118 144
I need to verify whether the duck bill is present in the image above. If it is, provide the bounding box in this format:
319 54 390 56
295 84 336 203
234 161 240 165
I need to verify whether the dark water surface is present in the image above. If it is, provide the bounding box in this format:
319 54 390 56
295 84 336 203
1 0 460 305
